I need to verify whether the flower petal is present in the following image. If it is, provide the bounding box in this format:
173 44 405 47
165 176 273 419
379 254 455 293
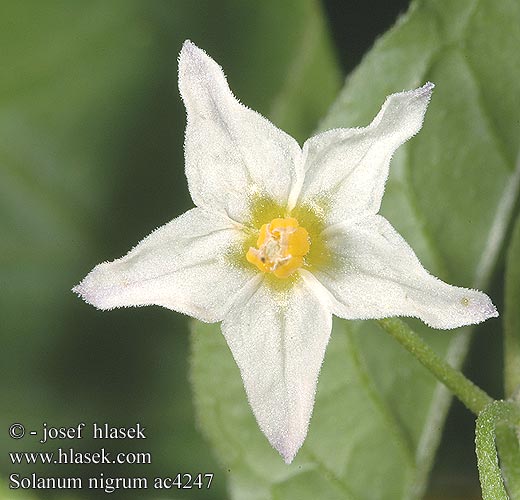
73 208 253 322
313 215 498 329
178 40 303 224
298 83 434 225
221 276 332 463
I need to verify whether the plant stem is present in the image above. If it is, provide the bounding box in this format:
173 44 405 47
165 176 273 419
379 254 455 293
504 214 520 399
476 400 520 500
377 317 493 415
496 425 520 498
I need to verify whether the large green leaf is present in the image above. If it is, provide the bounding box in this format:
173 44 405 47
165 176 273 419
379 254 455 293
0 1 340 498
191 0 520 498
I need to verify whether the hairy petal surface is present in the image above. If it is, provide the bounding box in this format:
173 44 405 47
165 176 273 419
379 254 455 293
314 215 498 329
73 208 252 322
179 40 303 223
299 84 433 225
221 276 332 463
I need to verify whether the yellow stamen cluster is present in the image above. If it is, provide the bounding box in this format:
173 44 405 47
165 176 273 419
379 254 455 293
246 217 310 278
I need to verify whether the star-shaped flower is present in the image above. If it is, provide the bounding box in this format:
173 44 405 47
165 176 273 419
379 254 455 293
74 40 498 463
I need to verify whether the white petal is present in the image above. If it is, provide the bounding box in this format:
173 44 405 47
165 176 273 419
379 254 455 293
221 276 332 463
313 215 498 329
178 40 303 223
73 208 253 322
298 83 434 225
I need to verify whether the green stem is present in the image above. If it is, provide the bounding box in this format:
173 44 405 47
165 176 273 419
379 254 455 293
377 317 493 415
475 400 520 500
496 425 520 499
504 214 520 399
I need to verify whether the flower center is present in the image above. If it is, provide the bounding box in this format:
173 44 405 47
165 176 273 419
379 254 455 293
246 217 310 278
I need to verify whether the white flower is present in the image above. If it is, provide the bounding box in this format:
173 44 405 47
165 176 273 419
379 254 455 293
74 40 498 464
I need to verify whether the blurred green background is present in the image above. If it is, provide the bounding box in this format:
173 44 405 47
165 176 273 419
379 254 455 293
0 0 507 499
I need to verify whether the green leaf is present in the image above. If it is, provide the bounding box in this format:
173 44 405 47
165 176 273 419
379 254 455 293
191 0 520 498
